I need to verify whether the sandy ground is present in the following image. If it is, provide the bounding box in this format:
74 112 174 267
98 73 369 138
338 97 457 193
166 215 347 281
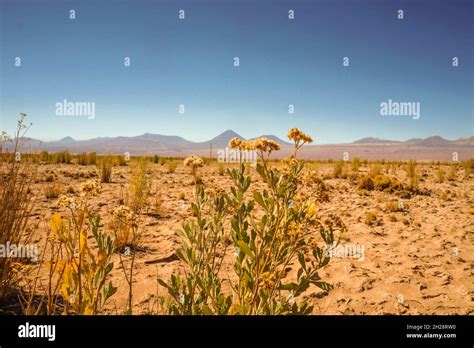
25 161 474 315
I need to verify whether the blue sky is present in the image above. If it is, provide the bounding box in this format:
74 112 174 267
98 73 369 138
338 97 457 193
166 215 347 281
0 0 473 143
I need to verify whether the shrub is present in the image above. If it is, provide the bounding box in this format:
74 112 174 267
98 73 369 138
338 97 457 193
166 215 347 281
435 168 445 183
39 150 49 163
129 158 152 214
183 155 204 184
77 153 89 165
99 155 113 183
369 163 382 177
110 205 140 252
167 160 177 174
372 174 392 191
88 152 97 165
44 184 61 199
358 174 402 192
117 155 127 166
405 160 418 189
53 151 71 164
365 211 381 226
47 181 117 315
351 157 361 172
332 160 345 178
447 164 457 181
152 190 163 216
384 200 404 213
0 113 36 302
461 159 474 177
158 128 345 315
358 175 373 191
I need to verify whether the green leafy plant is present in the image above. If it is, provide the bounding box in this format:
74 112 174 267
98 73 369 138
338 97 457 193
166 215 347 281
47 181 117 314
158 129 345 315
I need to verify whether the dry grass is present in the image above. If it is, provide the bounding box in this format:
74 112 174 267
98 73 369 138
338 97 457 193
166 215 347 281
0 114 36 302
99 155 113 183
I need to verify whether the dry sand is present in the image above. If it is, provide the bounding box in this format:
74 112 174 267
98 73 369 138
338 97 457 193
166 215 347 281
27 161 474 315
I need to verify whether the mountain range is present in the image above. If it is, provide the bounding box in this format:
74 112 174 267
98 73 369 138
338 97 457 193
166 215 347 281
6 131 474 161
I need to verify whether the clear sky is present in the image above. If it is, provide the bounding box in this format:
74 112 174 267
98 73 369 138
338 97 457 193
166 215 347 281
0 0 473 143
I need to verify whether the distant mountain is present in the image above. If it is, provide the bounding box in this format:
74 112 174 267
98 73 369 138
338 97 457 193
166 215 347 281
196 130 243 148
408 136 451 146
133 133 194 147
56 136 75 143
405 138 423 143
352 137 400 144
453 136 474 146
4 132 472 159
352 135 472 147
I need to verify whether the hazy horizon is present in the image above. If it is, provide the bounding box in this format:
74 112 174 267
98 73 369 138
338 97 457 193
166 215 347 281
21 128 474 145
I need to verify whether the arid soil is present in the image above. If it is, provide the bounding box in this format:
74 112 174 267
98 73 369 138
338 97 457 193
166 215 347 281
27 161 474 315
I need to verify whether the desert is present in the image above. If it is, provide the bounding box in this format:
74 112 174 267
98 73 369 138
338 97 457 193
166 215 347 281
1 121 472 315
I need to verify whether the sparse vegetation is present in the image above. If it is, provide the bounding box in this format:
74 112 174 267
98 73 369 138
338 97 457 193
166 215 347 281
435 168 445 183
45 181 117 314
44 184 61 199
99 155 113 183
158 128 345 315
1 116 472 316
365 211 381 226
0 113 36 302
129 158 152 214
167 160 177 174
405 160 418 190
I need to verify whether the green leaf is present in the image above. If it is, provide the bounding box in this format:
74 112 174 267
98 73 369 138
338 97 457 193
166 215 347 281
279 282 298 291
201 304 213 315
294 278 310 297
157 278 169 289
314 281 333 292
252 191 266 209
236 240 254 259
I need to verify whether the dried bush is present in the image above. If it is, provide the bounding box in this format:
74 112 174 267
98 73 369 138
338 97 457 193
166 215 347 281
167 160 177 174
99 155 113 183
0 113 36 302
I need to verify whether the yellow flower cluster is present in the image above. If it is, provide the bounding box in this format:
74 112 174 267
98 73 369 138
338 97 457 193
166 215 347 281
253 137 280 153
183 155 204 168
287 127 313 144
113 205 138 225
287 221 304 238
258 272 276 290
57 195 77 209
228 137 280 153
206 187 226 198
228 137 254 151
228 137 245 150
80 180 101 196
